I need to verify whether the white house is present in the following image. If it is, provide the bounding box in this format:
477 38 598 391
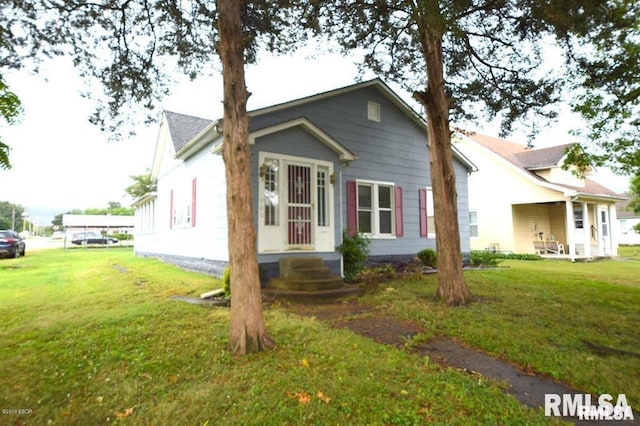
453 131 626 259
616 196 640 245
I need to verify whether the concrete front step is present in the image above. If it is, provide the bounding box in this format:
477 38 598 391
266 256 358 303
262 284 359 303
267 276 345 291
284 266 332 280
280 257 326 277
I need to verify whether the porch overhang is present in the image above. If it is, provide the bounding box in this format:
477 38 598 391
569 192 628 204
248 117 358 164
131 192 157 207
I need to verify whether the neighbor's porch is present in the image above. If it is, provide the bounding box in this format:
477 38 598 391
512 200 617 260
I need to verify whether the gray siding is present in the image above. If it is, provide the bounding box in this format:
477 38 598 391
249 84 471 263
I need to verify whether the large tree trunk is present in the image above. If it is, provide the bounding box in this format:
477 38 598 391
415 5 472 306
217 0 274 354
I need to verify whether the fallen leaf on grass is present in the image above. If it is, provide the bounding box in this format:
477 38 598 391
300 358 310 368
316 391 331 404
115 406 135 419
287 391 312 405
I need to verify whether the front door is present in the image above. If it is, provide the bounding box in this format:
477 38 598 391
257 152 335 253
287 163 313 248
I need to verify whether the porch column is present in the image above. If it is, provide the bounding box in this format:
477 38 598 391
608 204 618 256
565 200 576 261
598 205 606 257
582 202 592 258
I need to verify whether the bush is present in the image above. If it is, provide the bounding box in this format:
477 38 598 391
470 251 502 267
338 231 370 282
417 248 438 268
111 233 133 241
499 253 542 261
222 267 231 297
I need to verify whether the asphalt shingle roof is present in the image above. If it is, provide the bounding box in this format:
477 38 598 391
462 131 622 199
164 111 213 152
514 144 573 169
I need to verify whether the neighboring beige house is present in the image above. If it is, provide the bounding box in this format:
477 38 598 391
454 131 626 259
616 196 640 245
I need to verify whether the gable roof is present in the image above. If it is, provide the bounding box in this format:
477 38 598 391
164 111 212 152
247 117 357 162
239 79 476 172
616 195 637 219
159 79 477 172
251 78 423 126
459 130 624 201
514 143 573 170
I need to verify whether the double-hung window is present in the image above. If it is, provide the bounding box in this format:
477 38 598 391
469 210 478 237
357 181 395 237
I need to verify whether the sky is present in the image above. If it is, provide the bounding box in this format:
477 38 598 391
0 46 630 226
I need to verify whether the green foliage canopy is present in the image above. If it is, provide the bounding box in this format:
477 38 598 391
1 1 310 137
0 201 25 231
307 1 640 174
0 74 22 169
125 171 157 199
628 175 640 215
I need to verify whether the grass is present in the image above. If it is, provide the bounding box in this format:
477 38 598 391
0 249 552 425
363 257 640 410
618 245 640 260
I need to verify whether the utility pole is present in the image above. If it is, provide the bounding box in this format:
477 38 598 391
11 206 15 230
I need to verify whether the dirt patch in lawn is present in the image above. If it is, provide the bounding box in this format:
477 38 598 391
285 299 636 425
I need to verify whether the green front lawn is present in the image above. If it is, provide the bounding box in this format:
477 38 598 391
363 257 640 410
618 245 640 261
2 249 637 424
0 249 552 425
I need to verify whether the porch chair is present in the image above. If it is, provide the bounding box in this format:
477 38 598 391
533 241 546 254
544 241 565 255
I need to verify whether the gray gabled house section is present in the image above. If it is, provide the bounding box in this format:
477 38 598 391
134 79 476 282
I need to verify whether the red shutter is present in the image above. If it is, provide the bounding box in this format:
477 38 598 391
395 186 403 237
419 188 427 237
346 180 357 236
169 189 174 230
191 178 197 227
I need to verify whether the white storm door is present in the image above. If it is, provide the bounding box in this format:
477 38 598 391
287 163 314 248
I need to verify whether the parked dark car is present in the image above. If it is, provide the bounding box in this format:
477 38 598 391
0 230 26 258
71 232 119 246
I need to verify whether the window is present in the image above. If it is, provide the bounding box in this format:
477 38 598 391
601 210 608 237
357 182 394 236
574 208 583 229
469 210 478 237
317 167 329 227
419 187 436 237
426 188 435 237
367 101 381 122
263 158 279 226
170 178 197 229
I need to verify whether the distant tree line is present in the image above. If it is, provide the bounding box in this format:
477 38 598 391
51 201 133 227
0 201 26 231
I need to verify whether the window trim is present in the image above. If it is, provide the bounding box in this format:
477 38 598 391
367 101 381 122
170 178 197 229
356 179 396 238
469 210 478 238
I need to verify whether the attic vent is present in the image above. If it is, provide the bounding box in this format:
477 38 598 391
367 101 381 122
